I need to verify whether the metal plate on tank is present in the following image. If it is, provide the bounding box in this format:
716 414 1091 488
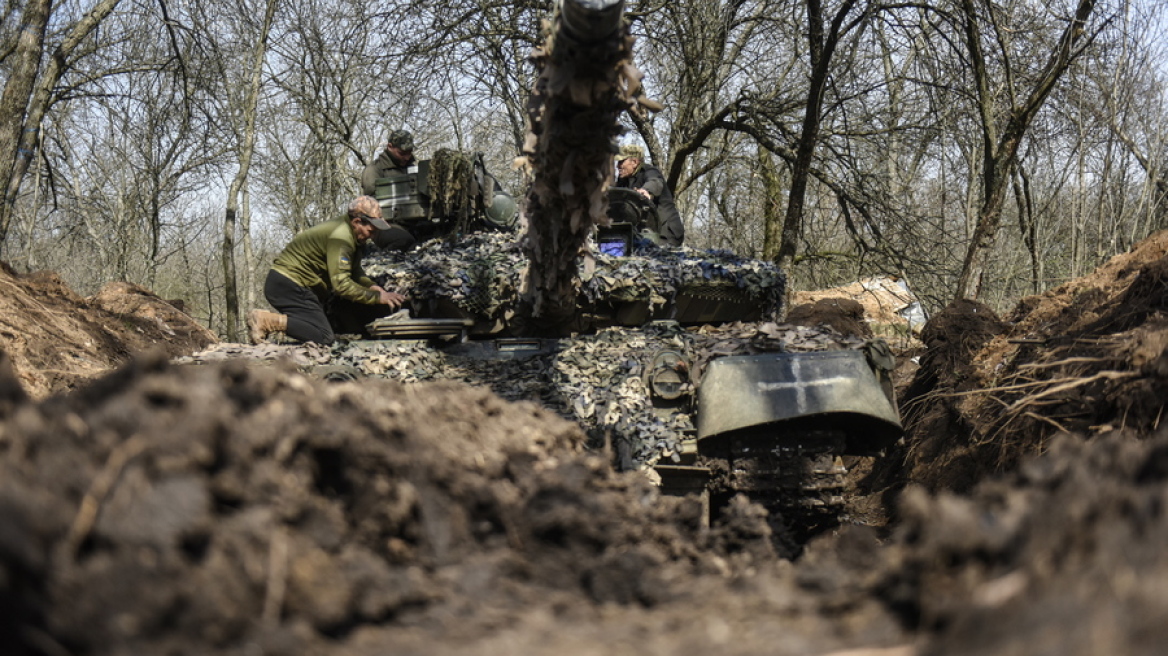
697 350 902 447
366 317 473 339
439 337 561 361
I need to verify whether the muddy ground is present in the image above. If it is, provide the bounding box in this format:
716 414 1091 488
2 231 1168 655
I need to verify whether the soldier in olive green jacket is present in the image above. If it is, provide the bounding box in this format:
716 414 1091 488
247 196 406 345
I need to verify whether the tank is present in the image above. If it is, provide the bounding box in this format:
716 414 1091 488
358 193 899 533
351 0 901 535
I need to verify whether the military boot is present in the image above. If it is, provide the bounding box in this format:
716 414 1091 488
247 309 288 345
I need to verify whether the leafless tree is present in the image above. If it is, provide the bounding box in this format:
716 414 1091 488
772 0 871 272
221 0 279 342
0 0 127 255
953 0 1106 300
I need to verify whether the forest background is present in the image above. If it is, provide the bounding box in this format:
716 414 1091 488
0 0 1164 341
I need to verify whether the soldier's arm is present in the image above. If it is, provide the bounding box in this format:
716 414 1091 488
326 238 381 305
639 168 666 199
360 163 379 196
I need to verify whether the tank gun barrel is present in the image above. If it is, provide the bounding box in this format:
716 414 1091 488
518 0 630 334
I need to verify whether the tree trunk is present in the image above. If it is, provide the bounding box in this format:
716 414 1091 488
223 0 279 341
0 0 51 254
775 0 860 272
954 0 1098 300
0 0 125 255
1012 164 1041 293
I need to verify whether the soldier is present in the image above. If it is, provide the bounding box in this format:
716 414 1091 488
247 195 407 345
613 144 685 247
360 128 419 251
361 129 416 196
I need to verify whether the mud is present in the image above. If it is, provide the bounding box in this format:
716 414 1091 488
0 352 903 656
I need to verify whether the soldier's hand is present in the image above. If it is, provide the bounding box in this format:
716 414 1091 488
379 290 406 309
636 187 652 200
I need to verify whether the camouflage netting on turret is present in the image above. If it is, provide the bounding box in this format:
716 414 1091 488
579 246 785 312
181 322 862 470
364 233 525 323
362 234 786 327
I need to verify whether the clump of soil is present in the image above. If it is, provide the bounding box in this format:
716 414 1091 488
877 427 1168 656
786 297 873 339
1 352 821 655
0 263 216 398
882 229 1168 494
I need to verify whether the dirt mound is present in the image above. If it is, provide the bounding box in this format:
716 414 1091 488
0 263 217 399
4 352 865 655
791 276 925 340
7 342 1168 654
1007 229 1168 338
785 297 873 339
875 427 1168 655
884 229 1168 493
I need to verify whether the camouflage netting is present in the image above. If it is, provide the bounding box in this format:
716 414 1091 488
180 321 865 470
427 148 477 232
578 246 785 311
362 233 787 329
546 321 867 467
364 233 525 327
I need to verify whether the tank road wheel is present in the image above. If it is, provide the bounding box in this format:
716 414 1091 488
309 364 365 383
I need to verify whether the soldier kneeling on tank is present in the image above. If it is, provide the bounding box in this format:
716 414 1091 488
247 196 408 345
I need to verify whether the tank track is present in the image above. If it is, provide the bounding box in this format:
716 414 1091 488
703 428 851 540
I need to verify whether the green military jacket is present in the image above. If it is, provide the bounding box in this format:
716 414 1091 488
271 217 380 305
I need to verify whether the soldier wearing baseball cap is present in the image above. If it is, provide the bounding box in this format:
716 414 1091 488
246 195 408 345
615 143 644 163
386 129 415 151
